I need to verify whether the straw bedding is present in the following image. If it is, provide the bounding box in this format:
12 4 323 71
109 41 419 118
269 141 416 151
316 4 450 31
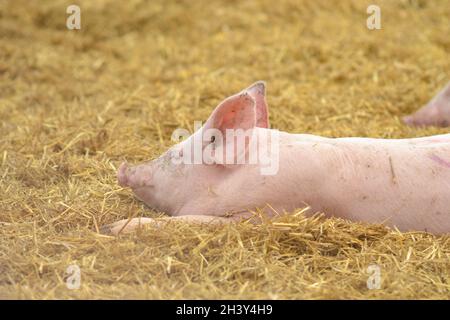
0 0 449 299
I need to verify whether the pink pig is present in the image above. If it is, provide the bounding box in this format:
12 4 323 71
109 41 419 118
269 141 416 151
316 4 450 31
104 81 450 235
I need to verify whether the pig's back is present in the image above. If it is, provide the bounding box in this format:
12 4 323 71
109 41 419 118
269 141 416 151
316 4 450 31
324 136 450 234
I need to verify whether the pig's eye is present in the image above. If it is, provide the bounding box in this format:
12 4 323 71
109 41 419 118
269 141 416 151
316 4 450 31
210 135 216 143
171 148 183 160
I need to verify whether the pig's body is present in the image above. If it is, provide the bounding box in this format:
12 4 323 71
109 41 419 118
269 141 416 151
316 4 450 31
165 130 450 234
105 81 450 235
272 132 450 234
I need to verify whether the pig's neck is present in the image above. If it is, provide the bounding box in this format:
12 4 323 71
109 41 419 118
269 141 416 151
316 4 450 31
256 128 337 215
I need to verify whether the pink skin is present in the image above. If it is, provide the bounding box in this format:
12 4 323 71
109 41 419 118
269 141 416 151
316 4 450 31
105 81 450 235
403 81 450 127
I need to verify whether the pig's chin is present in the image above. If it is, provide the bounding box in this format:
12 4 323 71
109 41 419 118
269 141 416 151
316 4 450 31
131 186 171 214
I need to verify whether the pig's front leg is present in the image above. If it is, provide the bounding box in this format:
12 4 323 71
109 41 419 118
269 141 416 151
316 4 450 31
101 215 242 236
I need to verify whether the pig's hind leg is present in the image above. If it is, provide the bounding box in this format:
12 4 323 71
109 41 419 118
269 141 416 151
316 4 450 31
403 81 450 127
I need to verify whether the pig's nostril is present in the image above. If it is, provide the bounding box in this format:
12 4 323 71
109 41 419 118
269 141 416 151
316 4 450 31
117 162 129 187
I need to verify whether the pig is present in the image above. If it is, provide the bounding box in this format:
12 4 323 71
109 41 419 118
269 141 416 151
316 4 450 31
103 81 450 235
403 82 450 127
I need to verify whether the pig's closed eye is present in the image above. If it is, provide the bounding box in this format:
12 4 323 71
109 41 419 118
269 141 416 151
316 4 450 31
172 148 183 159
173 149 183 159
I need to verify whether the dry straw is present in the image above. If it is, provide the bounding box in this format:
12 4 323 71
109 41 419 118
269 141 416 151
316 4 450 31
0 0 449 299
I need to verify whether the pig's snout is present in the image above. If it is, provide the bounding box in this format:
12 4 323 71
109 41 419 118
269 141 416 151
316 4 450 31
117 162 130 187
117 162 154 188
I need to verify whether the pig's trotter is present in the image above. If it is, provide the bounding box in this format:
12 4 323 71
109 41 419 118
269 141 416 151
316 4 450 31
100 217 156 235
403 81 450 127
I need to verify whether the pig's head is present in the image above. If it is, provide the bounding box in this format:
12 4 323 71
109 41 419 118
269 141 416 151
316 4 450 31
117 81 276 216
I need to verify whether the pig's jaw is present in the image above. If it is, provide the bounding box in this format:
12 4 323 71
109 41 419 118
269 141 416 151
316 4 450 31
132 187 168 213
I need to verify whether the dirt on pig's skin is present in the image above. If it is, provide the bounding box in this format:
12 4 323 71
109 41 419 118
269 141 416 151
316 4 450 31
1 0 449 299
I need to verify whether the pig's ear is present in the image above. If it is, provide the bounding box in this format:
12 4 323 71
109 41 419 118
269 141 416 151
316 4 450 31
203 92 256 167
204 92 257 133
245 81 270 128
